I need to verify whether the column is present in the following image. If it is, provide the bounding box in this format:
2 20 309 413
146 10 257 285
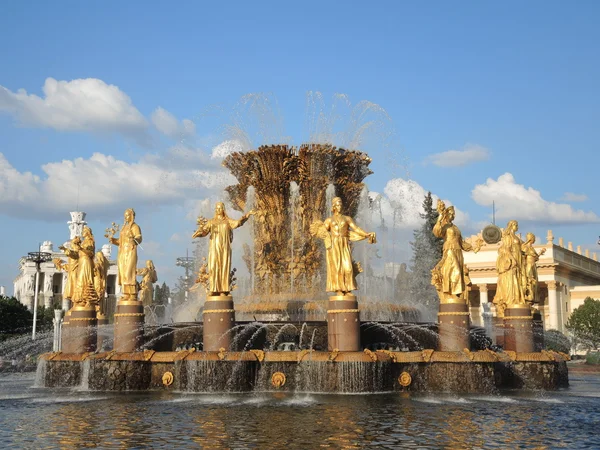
61 273 70 311
52 309 63 352
478 284 494 340
477 284 488 326
547 281 559 330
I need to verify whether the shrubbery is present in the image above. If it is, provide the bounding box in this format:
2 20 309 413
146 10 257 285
544 329 571 354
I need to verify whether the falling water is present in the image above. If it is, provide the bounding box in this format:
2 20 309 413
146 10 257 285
246 185 256 294
325 183 336 216
309 329 317 351
33 358 47 388
289 181 300 293
356 186 372 294
298 322 307 348
79 359 91 391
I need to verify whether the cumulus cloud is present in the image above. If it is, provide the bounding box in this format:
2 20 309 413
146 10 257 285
151 107 196 139
0 77 194 145
560 192 588 202
0 77 149 143
373 177 470 230
472 173 599 224
0 142 237 220
426 144 491 168
211 139 248 159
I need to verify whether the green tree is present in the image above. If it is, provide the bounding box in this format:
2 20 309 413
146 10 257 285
171 276 190 306
566 297 600 351
0 296 33 340
409 192 443 308
154 282 171 305
36 306 55 332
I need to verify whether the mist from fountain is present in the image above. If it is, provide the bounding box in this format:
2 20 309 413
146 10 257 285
160 93 444 329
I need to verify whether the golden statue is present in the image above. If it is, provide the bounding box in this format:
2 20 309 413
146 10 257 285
93 251 110 316
192 202 254 296
310 197 376 296
56 236 81 302
72 226 99 307
522 232 546 306
137 260 157 307
494 220 527 317
108 208 142 300
431 200 482 304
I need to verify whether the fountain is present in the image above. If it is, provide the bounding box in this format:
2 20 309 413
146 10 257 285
36 145 569 394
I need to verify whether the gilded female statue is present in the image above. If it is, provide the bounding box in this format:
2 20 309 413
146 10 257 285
57 236 81 301
74 226 98 307
311 197 376 296
109 208 142 300
494 220 526 317
431 200 482 304
94 251 110 314
137 260 158 306
522 232 546 305
192 202 254 296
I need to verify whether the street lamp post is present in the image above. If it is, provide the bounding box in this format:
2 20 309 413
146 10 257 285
26 248 52 340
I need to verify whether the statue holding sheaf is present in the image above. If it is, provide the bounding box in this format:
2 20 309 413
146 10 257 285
108 208 142 300
431 200 482 304
310 197 376 296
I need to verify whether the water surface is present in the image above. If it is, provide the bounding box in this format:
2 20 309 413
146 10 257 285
1 372 599 449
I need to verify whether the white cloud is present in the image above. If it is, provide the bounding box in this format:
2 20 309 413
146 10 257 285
560 192 588 202
0 142 237 220
0 77 150 143
426 144 491 168
169 233 182 242
0 77 195 145
373 177 470 230
211 139 248 159
472 173 599 224
151 107 196 139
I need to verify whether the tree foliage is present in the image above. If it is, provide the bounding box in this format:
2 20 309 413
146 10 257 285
171 276 191 306
409 192 443 308
566 297 600 351
153 282 171 305
0 296 33 339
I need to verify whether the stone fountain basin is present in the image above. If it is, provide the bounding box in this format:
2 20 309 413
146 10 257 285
37 349 568 394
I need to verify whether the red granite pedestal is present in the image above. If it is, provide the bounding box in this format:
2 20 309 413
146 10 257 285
68 305 97 353
504 306 534 353
113 300 145 352
203 295 235 351
438 302 470 351
327 294 361 351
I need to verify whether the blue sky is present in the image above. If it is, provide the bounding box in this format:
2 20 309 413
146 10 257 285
1 1 600 291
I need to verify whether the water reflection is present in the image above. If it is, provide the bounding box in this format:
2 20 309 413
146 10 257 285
2 374 600 449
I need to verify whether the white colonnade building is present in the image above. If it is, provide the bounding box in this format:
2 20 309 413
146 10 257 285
463 230 600 333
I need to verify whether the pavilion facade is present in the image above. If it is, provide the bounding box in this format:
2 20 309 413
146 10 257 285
463 230 600 333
